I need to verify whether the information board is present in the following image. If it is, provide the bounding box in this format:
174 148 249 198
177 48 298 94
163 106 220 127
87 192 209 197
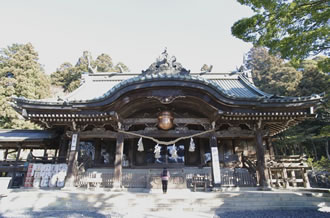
71 134 78 151
211 147 221 185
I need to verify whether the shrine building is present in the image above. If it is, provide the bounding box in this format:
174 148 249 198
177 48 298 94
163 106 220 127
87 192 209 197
1 51 324 190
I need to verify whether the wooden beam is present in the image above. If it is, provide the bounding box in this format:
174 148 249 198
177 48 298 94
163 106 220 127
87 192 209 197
123 118 210 126
78 130 117 139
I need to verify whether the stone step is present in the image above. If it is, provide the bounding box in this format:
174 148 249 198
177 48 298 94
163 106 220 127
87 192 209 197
2 190 329 214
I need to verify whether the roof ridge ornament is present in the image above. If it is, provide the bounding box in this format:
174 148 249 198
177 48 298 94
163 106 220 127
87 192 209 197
141 48 190 76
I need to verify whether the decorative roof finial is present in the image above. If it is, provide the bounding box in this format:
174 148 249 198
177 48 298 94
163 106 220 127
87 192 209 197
142 49 190 76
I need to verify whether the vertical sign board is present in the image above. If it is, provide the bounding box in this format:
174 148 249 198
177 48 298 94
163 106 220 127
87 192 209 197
71 134 78 151
211 147 221 185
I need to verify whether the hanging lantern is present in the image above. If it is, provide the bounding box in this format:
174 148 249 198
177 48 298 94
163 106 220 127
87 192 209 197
189 137 195 152
170 144 178 159
137 137 144 152
154 144 161 159
158 111 174 130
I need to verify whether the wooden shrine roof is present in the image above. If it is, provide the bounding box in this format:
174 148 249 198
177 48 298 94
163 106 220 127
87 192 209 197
0 129 57 148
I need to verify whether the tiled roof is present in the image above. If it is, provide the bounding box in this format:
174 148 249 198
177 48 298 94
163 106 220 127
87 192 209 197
13 71 323 105
54 72 268 102
0 129 56 142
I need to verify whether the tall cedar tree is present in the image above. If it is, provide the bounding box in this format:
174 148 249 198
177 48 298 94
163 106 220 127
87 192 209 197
232 0 329 62
0 43 51 129
244 47 329 159
51 51 129 92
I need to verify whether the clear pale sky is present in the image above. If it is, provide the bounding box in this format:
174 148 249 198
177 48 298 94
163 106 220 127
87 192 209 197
0 0 254 74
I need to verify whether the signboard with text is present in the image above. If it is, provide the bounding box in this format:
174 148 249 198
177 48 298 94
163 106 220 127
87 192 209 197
211 147 221 185
71 134 78 151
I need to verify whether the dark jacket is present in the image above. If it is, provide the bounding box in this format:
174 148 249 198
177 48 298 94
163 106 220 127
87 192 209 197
161 169 170 181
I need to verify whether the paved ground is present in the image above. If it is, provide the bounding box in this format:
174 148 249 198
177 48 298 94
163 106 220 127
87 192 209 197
0 188 329 218
1 209 329 218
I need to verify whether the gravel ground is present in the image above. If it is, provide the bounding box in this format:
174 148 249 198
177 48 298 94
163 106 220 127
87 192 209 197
0 209 329 218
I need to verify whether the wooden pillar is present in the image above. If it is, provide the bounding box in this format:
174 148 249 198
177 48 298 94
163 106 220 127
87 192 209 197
113 133 124 189
10 145 22 188
291 170 297 187
4 149 8 161
267 137 275 159
43 148 48 161
65 132 80 187
128 139 134 167
209 133 221 187
199 138 205 166
54 149 58 163
94 139 102 164
268 168 273 188
282 168 289 188
58 135 69 163
255 123 270 189
303 168 310 188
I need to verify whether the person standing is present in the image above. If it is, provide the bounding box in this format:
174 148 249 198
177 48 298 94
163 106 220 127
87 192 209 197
161 168 170 194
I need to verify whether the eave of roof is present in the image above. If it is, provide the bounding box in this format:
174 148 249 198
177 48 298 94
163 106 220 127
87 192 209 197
0 129 57 142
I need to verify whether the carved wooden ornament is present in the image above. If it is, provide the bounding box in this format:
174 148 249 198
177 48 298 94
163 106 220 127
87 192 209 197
158 111 174 130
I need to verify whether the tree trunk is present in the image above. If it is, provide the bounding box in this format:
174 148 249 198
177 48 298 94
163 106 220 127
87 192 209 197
255 128 270 189
326 138 330 160
311 139 318 160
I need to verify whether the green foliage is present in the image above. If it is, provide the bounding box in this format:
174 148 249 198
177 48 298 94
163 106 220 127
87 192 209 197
0 43 51 129
232 0 329 61
308 156 330 172
244 47 302 96
51 51 129 92
244 46 330 159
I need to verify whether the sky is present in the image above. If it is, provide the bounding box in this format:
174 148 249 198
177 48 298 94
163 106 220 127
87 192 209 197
0 0 254 74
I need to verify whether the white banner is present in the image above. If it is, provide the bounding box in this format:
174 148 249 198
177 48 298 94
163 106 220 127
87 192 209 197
211 147 221 185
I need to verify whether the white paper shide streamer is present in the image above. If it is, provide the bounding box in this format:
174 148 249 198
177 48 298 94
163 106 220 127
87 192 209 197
154 144 161 159
137 137 144 152
189 137 195 152
170 144 178 159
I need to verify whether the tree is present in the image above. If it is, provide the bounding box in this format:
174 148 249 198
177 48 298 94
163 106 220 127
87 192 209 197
232 0 329 62
51 51 129 92
271 57 330 160
244 47 302 96
0 43 51 129
243 47 330 159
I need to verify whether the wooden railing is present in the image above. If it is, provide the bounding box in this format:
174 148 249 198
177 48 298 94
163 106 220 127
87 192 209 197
75 167 257 189
267 155 310 188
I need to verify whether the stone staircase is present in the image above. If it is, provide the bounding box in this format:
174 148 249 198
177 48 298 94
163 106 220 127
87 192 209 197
102 190 330 213
1 188 329 215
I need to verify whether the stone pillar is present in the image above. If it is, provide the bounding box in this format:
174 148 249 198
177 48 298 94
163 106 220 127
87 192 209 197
65 132 80 188
210 133 221 188
113 133 124 189
255 125 270 190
